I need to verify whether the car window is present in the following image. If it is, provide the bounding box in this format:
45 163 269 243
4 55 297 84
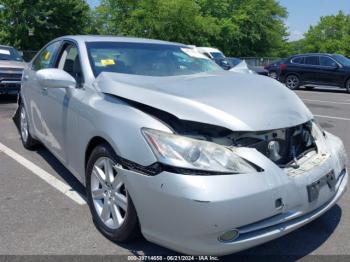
333 54 350 67
0 47 23 61
304 56 319 66
57 44 83 85
291 57 304 64
319 56 337 67
210 52 225 60
32 41 61 71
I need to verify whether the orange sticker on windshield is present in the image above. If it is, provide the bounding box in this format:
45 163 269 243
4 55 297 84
101 59 115 66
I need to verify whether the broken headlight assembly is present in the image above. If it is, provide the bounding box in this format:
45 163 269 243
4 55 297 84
142 128 260 174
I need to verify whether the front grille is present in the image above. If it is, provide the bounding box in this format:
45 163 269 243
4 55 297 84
0 73 22 81
0 82 21 88
234 122 317 166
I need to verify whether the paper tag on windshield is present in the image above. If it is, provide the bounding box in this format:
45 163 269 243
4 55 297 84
181 48 209 60
101 59 116 66
0 49 11 55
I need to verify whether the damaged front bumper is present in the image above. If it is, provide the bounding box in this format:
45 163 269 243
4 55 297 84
118 132 347 256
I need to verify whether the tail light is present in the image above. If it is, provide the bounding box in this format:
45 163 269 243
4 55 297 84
280 63 287 71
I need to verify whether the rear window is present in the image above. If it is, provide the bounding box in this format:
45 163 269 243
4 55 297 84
305 56 319 65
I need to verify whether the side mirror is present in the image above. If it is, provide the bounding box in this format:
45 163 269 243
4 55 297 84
36 68 76 89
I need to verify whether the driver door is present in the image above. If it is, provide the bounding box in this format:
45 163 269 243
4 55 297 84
39 42 83 164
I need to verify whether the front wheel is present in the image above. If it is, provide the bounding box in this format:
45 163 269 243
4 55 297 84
346 78 350 93
86 144 140 242
285 75 300 90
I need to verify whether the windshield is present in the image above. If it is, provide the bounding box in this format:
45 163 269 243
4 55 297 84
210 52 225 60
0 47 23 61
86 42 222 77
333 54 350 67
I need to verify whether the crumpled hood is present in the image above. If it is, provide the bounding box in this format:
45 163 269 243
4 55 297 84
0 60 26 70
94 71 313 131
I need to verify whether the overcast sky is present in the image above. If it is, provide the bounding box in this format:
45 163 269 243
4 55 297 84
87 0 350 41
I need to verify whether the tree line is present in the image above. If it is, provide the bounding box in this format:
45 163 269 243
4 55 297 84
0 0 349 58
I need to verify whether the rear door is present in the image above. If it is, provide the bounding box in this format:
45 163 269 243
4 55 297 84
302 55 320 84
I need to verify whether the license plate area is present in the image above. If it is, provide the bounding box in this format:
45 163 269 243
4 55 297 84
307 170 336 202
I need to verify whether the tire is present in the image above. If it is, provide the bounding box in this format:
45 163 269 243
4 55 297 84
285 74 300 90
86 143 140 242
346 78 350 93
19 102 40 149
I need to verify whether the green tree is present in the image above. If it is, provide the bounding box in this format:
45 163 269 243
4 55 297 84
92 0 289 57
92 0 219 46
0 0 91 50
303 11 350 56
198 0 288 57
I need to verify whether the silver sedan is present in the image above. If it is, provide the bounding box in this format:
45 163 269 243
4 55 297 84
19 36 348 255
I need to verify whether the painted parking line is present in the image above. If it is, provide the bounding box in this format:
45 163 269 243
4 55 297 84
302 99 350 105
0 142 86 205
314 114 350 121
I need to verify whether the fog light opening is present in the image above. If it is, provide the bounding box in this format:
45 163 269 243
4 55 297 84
218 229 240 243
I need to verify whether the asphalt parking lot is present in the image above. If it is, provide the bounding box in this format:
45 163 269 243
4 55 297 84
0 86 349 259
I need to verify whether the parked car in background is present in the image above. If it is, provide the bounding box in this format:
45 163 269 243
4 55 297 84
264 59 283 79
279 53 350 92
19 36 348 256
196 47 232 70
196 48 268 76
0 45 25 95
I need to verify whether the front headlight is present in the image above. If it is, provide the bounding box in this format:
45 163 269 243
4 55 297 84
142 128 259 174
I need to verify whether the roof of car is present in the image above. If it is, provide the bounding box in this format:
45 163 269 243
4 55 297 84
0 44 13 49
196 47 222 53
56 35 186 46
290 53 335 57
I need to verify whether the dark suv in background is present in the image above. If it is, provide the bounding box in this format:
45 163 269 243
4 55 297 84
0 45 25 95
279 53 350 92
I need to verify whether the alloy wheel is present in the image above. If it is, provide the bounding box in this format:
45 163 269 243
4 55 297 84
20 106 29 143
286 75 299 90
91 157 128 229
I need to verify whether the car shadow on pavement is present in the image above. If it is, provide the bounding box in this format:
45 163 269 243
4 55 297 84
11 110 87 198
0 94 18 104
34 147 87 198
